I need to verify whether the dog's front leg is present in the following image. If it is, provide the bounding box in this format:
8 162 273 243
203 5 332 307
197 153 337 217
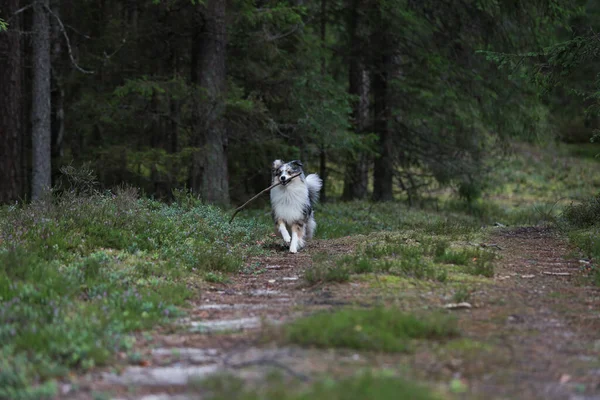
276 219 291 245
289 228 299 253
289 223 305 254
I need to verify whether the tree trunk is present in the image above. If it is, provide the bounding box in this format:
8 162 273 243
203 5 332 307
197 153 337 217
319 147 327 202
51 1 64 162
0 0 25 203
319 0 328 202
342 66 370 200
342 0 370 200
31 0 52 200
371 13 393 202
191 0 229 206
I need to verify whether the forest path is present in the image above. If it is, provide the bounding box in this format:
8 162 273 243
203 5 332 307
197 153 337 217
65 227 600 400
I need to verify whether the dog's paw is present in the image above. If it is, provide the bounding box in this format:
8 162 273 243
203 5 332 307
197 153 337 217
289 246 298 254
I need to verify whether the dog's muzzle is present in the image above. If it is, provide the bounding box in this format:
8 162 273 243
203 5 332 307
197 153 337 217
280 176 288 186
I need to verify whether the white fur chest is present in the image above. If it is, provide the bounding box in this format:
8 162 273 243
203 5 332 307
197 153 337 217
270 182 309 223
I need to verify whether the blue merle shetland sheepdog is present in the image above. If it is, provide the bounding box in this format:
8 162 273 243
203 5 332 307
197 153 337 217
270 159 323 253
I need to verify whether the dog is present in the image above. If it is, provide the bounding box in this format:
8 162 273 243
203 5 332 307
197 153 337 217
270 159 322 253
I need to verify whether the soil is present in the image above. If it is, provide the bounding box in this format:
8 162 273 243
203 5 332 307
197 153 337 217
64 227 600 400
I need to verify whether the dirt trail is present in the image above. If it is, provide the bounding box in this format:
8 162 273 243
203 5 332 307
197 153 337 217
461 227 600 399
65 228 600 400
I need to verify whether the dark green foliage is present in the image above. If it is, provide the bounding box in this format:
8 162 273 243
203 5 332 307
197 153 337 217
32 0 576 206
285 308 458 352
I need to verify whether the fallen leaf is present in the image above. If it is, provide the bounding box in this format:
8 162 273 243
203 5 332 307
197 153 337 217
139 359 152 367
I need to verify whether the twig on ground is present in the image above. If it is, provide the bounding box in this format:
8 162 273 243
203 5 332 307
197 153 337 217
224 357 310 382
542 271 571 276
469 242 504 251
229 172 302 224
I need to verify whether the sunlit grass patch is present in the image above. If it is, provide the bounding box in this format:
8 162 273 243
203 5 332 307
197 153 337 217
434 246 497 277
199 371 440 400
304 233 497 284
284 308 458 352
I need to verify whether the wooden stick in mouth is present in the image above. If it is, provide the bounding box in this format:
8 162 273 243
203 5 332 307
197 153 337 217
229 172 302 224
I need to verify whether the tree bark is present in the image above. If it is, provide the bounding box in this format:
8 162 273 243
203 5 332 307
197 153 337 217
342 0 370 200
51 0 64 162
319 0 327 202
31 0 52 200
0 0 25 203
342 64 370 200
371 10 393 202
191 0 229 206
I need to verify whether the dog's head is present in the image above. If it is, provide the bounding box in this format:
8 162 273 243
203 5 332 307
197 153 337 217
272 159 304 186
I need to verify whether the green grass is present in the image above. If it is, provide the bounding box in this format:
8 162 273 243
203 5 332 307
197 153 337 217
199 371 440 400
561 195 600 286
304 233 496 284
0 188 270 396
452 285 472 303
243 199 482 240
204 272 232 284
284 307 458 352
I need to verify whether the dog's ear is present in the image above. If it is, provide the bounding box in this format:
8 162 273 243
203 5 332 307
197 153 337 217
272 159 284 170
289 160 303 168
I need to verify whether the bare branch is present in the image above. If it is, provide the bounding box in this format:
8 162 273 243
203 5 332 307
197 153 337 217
43 4 94 74
8 4 34 21
64 23 91 39
263 23 302 42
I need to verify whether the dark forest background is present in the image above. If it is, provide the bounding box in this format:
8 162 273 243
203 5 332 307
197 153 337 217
1 0 599 207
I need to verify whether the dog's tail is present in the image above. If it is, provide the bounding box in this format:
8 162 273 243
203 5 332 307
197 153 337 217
306 174 323 205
